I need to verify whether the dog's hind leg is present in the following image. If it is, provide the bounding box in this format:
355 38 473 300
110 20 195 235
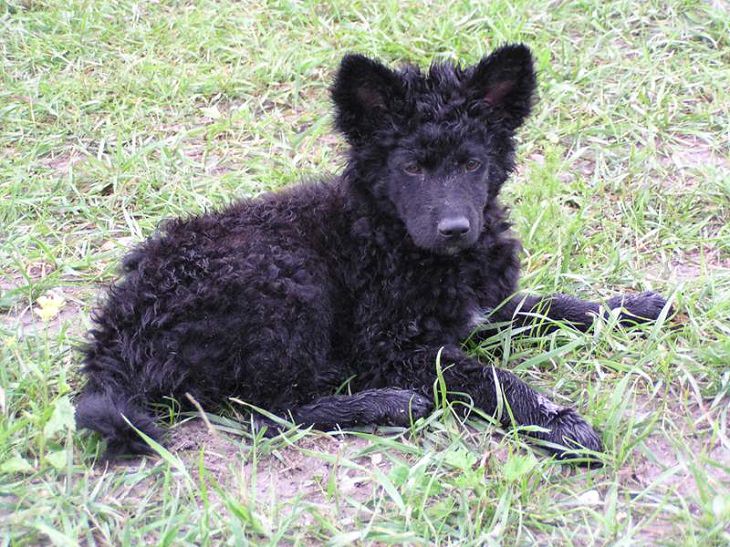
256 388 433 433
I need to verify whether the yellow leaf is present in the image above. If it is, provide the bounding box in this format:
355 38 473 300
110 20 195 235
200 105 222 120
35 293 66 322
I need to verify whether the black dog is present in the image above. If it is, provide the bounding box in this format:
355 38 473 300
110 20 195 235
76 44 668 460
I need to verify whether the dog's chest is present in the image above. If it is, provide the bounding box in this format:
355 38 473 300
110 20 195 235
339 215 520 351
350 255 486 346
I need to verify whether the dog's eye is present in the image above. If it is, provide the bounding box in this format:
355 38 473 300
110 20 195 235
403 162 423 176
464 159 482 172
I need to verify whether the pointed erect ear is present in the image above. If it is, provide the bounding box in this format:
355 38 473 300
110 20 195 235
467 44 537 130
331 54 404 144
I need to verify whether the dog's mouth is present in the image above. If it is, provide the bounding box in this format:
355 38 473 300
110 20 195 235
430 240 475 256
404 229 482 256
411 234 480 256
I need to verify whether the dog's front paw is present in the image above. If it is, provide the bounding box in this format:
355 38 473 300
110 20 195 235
608 291 672 324
536 408 604 465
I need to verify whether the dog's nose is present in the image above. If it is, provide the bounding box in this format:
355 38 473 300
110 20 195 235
437 217 471 239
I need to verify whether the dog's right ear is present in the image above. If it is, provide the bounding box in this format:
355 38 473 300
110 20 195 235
331 54 404 144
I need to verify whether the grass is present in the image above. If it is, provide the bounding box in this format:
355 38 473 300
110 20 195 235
1 0 729 544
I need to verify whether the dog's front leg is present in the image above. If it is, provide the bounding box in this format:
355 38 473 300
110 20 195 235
492 291 670 334
414 346 603 461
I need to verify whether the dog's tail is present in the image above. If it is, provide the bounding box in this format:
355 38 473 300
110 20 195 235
75 387 163 459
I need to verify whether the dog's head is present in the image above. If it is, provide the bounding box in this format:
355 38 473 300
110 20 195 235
332 45 536 254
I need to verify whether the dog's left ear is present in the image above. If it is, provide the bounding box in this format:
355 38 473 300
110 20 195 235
331 54 404 144
467 44 536 130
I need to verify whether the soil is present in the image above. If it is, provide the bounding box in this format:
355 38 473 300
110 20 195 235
168 420 395 508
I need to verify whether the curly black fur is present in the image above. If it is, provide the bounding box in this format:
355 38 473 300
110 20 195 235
76 44 669 462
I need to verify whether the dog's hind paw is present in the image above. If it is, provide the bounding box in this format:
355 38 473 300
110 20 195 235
381 389 434 427
608 290 672 325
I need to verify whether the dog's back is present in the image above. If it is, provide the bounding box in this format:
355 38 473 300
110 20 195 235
77 180 351 456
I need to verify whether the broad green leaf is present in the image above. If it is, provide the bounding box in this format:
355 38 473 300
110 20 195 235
443 446 477 471
502 453 537 482
46 449 68 470
44 396 76 438
1 455 34 474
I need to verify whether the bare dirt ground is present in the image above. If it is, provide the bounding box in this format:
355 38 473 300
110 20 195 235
169 420 394 508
